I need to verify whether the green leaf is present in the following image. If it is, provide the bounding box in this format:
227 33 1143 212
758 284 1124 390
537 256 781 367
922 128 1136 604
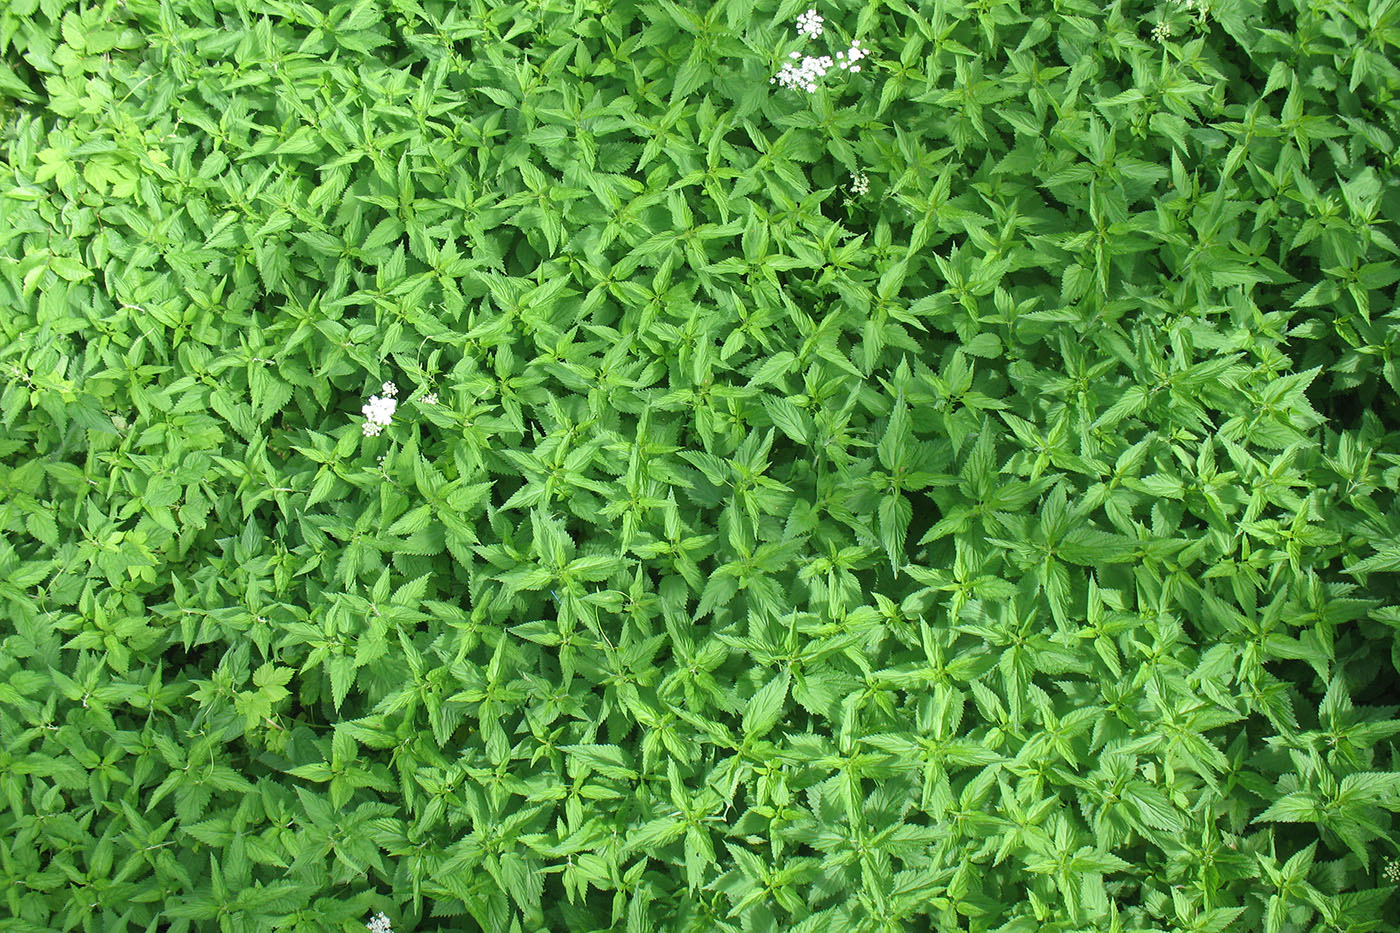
1254 792 1321 824
560 744 638 781
878 390 912 472
1343 545 1400 575
328 655 357 713
742 669 791 740
879 492 912 572
762 395 810 444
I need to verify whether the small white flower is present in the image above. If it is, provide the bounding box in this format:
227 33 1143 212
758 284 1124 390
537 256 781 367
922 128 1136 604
1152 20 1171 41
362 395 397 425
837 38 868 70
421 392 438 405
360 393 397 435
796 8 824 39
1386 857 1400 884
849 171 870 196
772 53 834 92
366 912 393 933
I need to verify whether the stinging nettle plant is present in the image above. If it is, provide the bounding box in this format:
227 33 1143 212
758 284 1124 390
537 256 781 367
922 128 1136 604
0 0 1398 930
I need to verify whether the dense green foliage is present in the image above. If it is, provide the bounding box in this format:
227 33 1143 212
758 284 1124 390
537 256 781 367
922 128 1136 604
4 0 1400 929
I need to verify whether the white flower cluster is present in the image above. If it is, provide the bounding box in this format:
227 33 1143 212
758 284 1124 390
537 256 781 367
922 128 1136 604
1386 857 1400 884
361 381 398 437
850 171 870 196
771 9 870 94
796 8 823 38
772 51 833 92
1151 20 1171 41
836 38 867 72
366 912 393 933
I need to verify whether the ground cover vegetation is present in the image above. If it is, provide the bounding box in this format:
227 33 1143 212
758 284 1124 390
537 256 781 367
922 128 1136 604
2 0 1400 929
